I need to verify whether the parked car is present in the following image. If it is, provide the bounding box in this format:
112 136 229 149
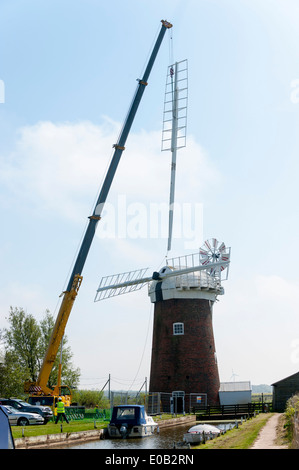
0 398 52 423
3 406 44 426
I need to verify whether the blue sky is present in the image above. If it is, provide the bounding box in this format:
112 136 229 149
1 0 299 392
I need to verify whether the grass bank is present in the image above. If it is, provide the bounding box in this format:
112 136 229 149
11 420 107 440
192 413 288 449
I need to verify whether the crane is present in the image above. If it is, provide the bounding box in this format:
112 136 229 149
24 19 173 408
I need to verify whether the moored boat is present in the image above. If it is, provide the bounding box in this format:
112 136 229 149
108 405 158 438
183 423 221 444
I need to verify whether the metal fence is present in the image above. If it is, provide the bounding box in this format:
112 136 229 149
64 407 111 421
146 392 207 415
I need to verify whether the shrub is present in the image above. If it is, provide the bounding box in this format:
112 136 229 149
72 390 109 408
284 393 299 441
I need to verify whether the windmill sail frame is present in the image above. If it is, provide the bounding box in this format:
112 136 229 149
161 59 188 252
94 242 230 302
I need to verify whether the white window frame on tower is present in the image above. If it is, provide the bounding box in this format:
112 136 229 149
173 322 184 335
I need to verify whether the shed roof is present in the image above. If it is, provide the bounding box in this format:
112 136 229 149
271 371 299 386
219 381 251 392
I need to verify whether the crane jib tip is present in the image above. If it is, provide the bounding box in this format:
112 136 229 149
161 20 173 29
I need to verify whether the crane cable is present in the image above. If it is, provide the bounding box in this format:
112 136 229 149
168 23 174 67
127 301 154 392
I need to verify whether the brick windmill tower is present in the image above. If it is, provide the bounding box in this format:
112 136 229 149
147 240 230 407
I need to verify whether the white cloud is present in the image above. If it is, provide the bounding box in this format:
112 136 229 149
0 120 118 219
0 120 220 232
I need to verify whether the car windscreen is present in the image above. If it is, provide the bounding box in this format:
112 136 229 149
28 397 54 406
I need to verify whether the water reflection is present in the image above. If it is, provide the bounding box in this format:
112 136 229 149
67 423 193 449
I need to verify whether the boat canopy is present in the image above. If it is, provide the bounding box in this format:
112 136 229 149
110 405 147 426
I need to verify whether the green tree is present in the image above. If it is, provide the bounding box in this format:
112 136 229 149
0 351 27 397
4 307 40 381
2 307 80 396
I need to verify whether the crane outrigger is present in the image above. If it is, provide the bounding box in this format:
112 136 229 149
24 20 173 408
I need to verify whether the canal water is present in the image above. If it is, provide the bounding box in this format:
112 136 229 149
65 422 194 449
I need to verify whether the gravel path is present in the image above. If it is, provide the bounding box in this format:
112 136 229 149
250 413 288 449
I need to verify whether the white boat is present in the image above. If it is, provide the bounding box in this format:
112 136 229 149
108 405 158 438
183 423 221 444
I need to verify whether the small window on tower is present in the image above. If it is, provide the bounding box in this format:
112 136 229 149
173 322 184 335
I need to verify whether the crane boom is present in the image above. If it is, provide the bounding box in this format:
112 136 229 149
25 19 172 402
